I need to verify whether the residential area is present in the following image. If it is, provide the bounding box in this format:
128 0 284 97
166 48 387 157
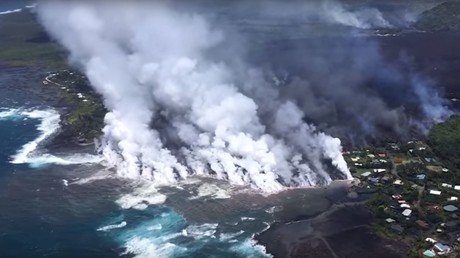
346 140 460 257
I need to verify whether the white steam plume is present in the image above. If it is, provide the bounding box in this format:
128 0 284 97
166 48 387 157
37 1 352 192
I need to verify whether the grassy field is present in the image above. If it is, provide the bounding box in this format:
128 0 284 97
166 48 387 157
0 10 67 69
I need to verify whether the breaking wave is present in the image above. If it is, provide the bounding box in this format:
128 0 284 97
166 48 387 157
97 221 127 232
109 205 271 258
0 8 22 15
0 108 102 167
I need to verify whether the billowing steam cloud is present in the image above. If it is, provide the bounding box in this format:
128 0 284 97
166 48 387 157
37 1 356 192
37 0 451 191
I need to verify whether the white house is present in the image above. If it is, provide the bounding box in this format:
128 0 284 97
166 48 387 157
402 209 412 217
429 190 441 195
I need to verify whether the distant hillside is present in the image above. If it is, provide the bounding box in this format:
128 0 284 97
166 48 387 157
428 115 460 168
415 1 460 31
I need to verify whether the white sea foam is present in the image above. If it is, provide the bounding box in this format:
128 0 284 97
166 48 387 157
147 224 162 231
0 107 103 167
97 221 127 232
11 109 61 164
190 183 231 200
124 237 181 258
25 153 104 168
183 223 218 239
241 217 256 221
116 183 167 210
219 230 245 241
230 238 272 258
0 8 22 15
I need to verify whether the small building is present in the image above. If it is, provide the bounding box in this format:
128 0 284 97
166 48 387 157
374 168 386 173
443 205 458 212
390 224 404 234
423 250 435 257
400 203 410 209
442 183 453 188
416 174 426 180
394 180 404 186
392 194 402 200
351 157 360 162
415 220 429 230
386 218 395 223
378 153 386 158
425 238 437 244
455 185 460 191
429 190 441 196
448 196 458 202
433 243 451 254
367 154 375 158
360 172 372 177
402 209 412 217
368 177 380 184
442 168 449 172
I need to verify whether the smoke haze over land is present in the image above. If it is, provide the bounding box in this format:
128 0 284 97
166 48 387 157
37 0 451 191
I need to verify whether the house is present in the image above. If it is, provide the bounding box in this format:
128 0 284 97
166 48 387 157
402 209 412 217
360 172 372 177
392 194 402 200
433 243 451 254
400 203 410 209
394 180 404 185
425 238 437 244
443 205 458 212
448 196 458 202
429 190 441 196
390 224 404 234
369 177 380 183
415 220 429 230
423 250 435 257
416 174 426 180
442 183 453 188
386 218 395 223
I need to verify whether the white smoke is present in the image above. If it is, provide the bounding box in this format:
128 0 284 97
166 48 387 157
37 1 352 192
320 1 391 29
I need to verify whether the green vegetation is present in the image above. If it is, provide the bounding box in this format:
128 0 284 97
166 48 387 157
428 115 460 168
0 10 67 69
414 1 460 31
50 71 107 141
